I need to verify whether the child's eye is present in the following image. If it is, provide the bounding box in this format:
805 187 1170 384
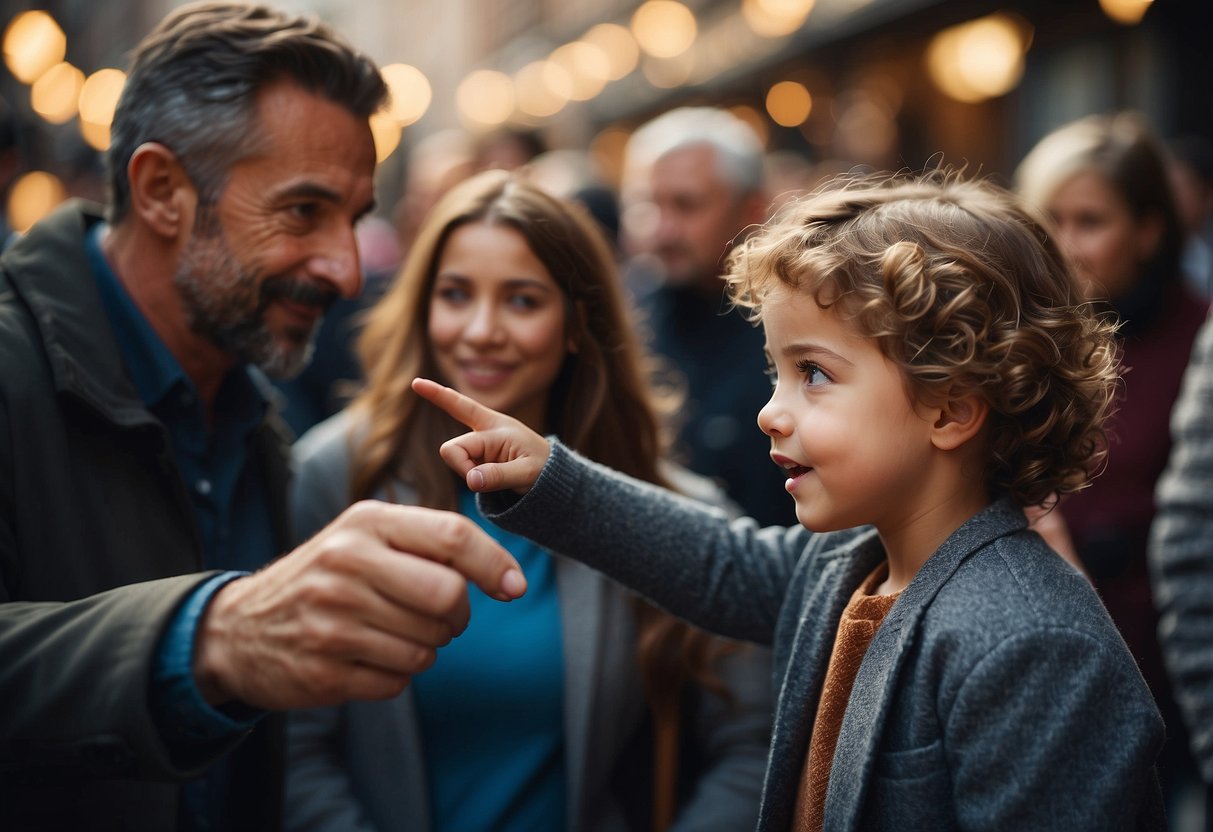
764 362 779 387
795 359 830 386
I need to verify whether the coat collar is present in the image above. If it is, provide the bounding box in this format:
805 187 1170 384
1 199 151 426
824 498 1027 831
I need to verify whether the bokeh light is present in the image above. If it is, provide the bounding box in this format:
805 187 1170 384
1099 0 1152 25
549 42 610 101
456 70 515 128
368 112 402 163
766 80 813 127
31 61 84 124
582 23 640 81
3 11 66 84
514 60 571 118
925 13 1030 104
8 171 67 233
631 1 697 59
381 63 432 126
742 0 815 38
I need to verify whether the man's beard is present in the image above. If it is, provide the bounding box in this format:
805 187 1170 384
173 211 337 379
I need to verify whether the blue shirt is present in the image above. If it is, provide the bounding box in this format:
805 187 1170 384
87 225 275 829
411 490 567 831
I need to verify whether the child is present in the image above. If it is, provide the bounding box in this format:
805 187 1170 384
413 172 1165 831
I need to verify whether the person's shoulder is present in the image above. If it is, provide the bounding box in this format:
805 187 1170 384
293 407 362 468
928 530 1117 643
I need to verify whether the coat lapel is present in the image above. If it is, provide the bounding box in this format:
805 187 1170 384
823 500 1027 831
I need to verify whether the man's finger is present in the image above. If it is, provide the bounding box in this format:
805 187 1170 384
347 501 528 601
412 377 505 432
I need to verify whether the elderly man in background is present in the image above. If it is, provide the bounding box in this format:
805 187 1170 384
624 107 795 526
0 4 524 830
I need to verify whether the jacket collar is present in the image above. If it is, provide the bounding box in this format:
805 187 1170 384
1 199 152 427
824 498 1027 831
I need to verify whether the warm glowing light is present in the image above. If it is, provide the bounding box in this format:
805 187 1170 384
30 61 84 124
8 171 67 233
456 70 515 128
742 0 814 38
514 61 571 118
926 13 1029 104
78 67 126 125
766 81 813 127
79 118 111 151
583 23 640 80
1099 0 1152 24
550 42 610 101
381 63 431 126
368 112 402 163
3 11 66 84
631 1 697 59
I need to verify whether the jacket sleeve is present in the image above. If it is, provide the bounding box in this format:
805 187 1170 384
481 440 810 645
0 571 248 780
944 627 1164 831
1149 312 1213 784
670 643 772 832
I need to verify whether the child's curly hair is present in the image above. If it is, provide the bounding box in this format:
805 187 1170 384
725 171 1120 508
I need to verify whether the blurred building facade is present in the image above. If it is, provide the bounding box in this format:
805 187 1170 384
1 0 1209 227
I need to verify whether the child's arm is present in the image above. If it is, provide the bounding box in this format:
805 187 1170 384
413 377 807 644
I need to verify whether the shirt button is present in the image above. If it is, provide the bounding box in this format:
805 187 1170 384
196 479 212 496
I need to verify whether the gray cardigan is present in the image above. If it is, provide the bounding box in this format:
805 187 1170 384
1150 311 1213 783
481 440 1167 832
283 410 772 831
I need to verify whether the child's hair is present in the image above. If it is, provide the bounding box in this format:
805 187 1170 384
725 171 1120 508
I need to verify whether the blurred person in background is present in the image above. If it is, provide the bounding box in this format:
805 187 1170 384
1150 311 1213 832
622 106 795 527
1168 135 1213 298
1017 110 1210 825
285 169 770 832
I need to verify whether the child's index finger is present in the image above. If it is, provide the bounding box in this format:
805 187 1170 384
411 377 500 431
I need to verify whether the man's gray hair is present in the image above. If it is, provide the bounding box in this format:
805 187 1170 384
625 106 765 195
107 1 387 223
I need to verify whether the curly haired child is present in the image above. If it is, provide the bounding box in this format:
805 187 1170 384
413 172 1165 831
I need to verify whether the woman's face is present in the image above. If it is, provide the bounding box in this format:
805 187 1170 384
427 221 571 432
1047 169 1160 301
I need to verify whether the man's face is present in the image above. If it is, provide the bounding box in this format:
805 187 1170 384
649 144 751 291
174 80 377 378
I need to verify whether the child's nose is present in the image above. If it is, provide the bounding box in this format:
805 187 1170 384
757 393 792 438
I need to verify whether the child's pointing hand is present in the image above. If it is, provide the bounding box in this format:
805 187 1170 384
412 377 552 494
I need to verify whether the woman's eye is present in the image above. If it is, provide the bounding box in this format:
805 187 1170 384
507 294 541 311
435 285 470 304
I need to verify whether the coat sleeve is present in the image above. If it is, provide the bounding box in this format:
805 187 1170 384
0 571 246 779
1149 312 1213 784
944 627 1164 831
481 441 810 645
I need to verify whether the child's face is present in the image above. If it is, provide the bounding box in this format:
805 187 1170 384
758 286 938 533
427 222 571 433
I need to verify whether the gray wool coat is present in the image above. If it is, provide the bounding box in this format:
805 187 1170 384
480 440 1167 832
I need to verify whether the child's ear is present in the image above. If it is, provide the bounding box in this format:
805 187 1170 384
126 141 197 240
930 393 988 451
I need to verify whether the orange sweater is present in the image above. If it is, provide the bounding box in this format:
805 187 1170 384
792 565 900 832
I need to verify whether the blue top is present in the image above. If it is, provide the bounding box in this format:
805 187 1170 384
88 224 272 830
411 489 567 831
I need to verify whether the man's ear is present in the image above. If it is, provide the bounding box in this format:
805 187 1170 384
930 393 989 451
126 142 197 240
